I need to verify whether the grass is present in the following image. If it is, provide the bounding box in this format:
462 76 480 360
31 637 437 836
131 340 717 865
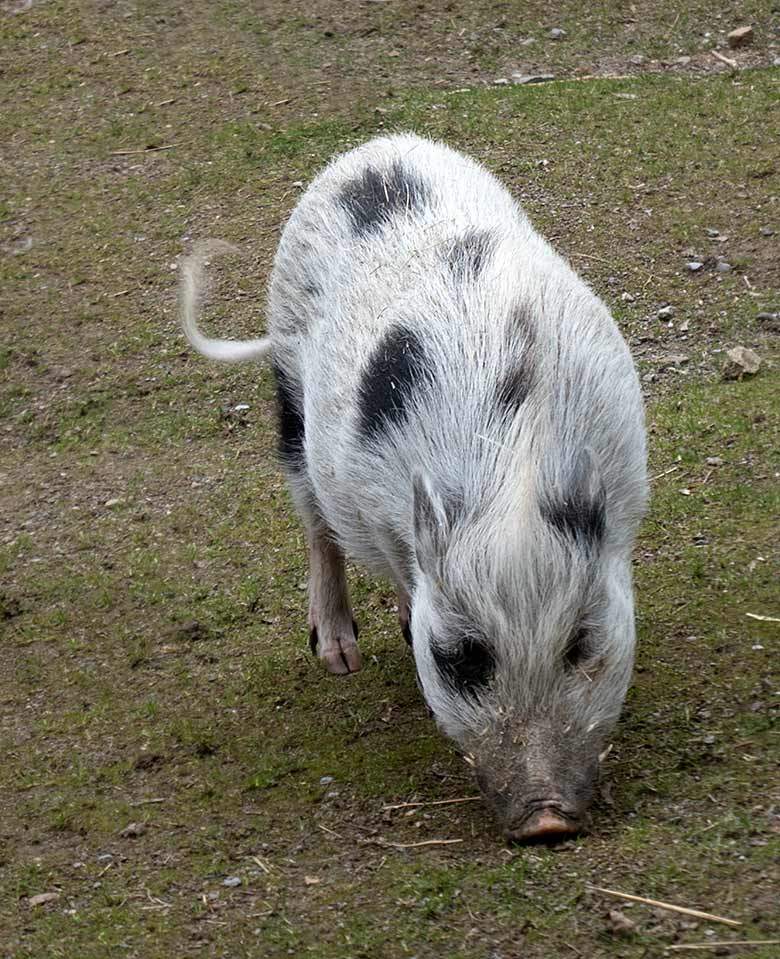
1 2 779 957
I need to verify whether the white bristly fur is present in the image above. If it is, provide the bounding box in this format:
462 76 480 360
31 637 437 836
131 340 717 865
182 134 649 822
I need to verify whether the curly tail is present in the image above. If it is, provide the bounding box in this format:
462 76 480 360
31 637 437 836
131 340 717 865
179 240 272 363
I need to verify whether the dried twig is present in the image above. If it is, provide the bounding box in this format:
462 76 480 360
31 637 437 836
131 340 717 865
712 50 739 69
129 797 166 806
746 612 780 624
110 144 177 156
650 466 680 481
317 823 344 839
383 796 481 812
570 249 655 279
667 942 780 953
383 838 463 849
589 887 741 927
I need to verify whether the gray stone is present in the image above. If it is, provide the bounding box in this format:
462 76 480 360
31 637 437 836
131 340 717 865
722 346 761 381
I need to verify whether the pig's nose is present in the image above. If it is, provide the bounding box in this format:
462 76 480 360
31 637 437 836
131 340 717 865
505 807 580 845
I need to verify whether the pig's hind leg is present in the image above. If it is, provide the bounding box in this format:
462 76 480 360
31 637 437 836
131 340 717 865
273 361 361 675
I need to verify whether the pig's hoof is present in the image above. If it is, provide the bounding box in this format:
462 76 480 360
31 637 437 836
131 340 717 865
309 622 362 675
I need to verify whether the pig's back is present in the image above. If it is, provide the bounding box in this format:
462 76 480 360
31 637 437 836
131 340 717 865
267 135 646 577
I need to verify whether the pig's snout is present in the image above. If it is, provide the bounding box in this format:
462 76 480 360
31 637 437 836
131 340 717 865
503 801 583 844
474 736 598 844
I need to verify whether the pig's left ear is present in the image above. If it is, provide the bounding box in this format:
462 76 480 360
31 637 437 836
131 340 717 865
412 472 450 574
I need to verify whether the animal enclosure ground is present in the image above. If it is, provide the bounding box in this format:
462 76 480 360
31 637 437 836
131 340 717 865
1 2 779 958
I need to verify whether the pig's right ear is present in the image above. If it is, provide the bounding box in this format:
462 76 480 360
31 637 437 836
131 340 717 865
412 472 450 574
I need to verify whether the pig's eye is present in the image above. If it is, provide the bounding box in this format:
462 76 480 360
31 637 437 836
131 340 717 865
431 635 495 694
563 627 591 670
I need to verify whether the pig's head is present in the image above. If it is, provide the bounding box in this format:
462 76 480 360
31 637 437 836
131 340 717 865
409 452 641 843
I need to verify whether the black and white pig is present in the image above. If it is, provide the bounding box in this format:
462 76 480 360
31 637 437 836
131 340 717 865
181 133 648 842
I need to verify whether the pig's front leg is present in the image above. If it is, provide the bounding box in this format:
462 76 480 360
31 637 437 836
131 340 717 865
307 525 362 675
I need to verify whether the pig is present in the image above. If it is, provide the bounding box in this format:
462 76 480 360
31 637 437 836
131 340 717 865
180 133 649 842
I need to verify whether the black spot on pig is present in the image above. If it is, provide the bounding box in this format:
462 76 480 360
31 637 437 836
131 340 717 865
358 327 428 440
562 627 592 670
339 162 430 237
497 307 536 415
447 230 493 281
496 363 533 414
432 636 496 696
541 450 606 547
272 362 305 471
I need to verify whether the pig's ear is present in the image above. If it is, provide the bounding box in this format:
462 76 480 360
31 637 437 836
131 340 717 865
412 472 450 573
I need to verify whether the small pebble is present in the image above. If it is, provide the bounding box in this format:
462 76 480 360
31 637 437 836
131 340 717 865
759 226 773 237
687 261 703 272
223 876 241 887
120 821 147 838
29 892 60 907
319 775 334 785
727 25 753 49
549 28 567 40
716 260 732 273
657 305 675 319
722 346 761 380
